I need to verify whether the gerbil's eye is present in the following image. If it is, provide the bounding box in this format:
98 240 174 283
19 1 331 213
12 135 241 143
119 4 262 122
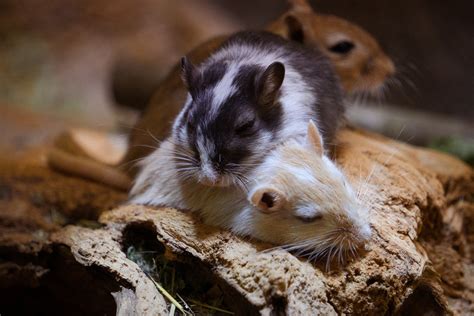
235 119 255 136
329 41 355 54
296 214 323 223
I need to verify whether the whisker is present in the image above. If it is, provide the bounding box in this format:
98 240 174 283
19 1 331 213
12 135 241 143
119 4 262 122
117 156 146 170
131 144 159 150
146 129 162 145
356 125 406 202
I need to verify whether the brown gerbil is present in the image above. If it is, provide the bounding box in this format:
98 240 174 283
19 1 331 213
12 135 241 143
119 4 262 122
268 0 395 94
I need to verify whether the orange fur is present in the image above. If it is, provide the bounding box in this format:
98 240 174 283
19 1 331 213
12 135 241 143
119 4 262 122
267 0 395 94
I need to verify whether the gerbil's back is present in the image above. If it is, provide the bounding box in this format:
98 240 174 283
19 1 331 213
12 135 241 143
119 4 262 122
212 31 344 146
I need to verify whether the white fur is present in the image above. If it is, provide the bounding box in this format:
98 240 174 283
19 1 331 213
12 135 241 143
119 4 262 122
210 63 239 116
130 140 248 229
130 136 371 255
172 95 192 140
294 205 322 219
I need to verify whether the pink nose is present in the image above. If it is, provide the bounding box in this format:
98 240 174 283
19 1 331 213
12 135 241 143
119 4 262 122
199 176 219 186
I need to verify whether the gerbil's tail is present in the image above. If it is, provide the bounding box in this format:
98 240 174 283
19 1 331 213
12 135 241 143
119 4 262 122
47 148 132 191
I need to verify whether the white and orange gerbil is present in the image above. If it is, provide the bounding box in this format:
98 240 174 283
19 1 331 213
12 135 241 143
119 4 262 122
130 121 371 263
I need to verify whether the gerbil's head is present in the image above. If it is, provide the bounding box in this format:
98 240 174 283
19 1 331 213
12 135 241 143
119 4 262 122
248 120 371 264
268 0 395 95
173 56 285 187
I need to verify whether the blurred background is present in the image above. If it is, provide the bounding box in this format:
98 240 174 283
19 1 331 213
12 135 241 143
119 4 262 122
0 0 472 164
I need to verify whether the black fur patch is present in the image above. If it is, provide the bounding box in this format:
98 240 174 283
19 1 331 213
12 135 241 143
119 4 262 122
223 31 344 146
175 30 344 177
183 62 283 174
200 61 228 88
232 65 283 132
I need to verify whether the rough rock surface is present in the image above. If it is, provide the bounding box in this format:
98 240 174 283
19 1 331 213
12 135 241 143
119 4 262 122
0 128 473 315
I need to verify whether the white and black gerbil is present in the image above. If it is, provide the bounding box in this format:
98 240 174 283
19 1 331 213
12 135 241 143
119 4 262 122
172 31 344 187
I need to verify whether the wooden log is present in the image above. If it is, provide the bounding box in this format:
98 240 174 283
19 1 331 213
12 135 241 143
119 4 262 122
0 128 472 315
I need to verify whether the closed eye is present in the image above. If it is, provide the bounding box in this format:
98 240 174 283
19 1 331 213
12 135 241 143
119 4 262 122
235 120 255 136
294 206 324 223
296 213 323 223
329 40 355 54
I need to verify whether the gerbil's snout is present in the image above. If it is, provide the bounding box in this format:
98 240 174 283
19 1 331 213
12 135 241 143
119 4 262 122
373 54 396 83
324 218 371 262
199 175 219 187
341 205 372 244
198 157 241 188
197 166 224 187
349 222 371 247
358 222 372 241
385 58 396 77
197 155 229 187
281 213 371 268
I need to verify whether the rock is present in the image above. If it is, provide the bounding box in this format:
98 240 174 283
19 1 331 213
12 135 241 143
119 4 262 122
0 128 472 315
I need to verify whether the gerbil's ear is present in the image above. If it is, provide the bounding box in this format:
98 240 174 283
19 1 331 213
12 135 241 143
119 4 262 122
181 56 200 97
250 187 287 213
256 62 285 107
283 14 306 43
288 0 314 13
306 120 324 156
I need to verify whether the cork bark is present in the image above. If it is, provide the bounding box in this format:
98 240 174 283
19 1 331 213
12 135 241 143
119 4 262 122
0 128 472 315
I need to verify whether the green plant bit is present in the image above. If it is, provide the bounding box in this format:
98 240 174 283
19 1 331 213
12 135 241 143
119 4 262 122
147 273 190 315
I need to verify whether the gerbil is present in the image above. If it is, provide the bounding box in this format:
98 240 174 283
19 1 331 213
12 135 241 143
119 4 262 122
169 30 343 187
114 0 395 111
130 120 371 262
268 0 395 95
47 0 395 190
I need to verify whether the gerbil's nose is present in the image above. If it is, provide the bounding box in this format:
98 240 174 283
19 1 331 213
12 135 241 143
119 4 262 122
199 158 218 184
199 176 218 186
211 153 226 170
380 55 396 77
359 224 372 241
387 59 395 76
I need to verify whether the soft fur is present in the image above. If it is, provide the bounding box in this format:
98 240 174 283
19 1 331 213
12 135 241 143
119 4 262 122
130 121 371 262
268 0 395 95
172 31 343 187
